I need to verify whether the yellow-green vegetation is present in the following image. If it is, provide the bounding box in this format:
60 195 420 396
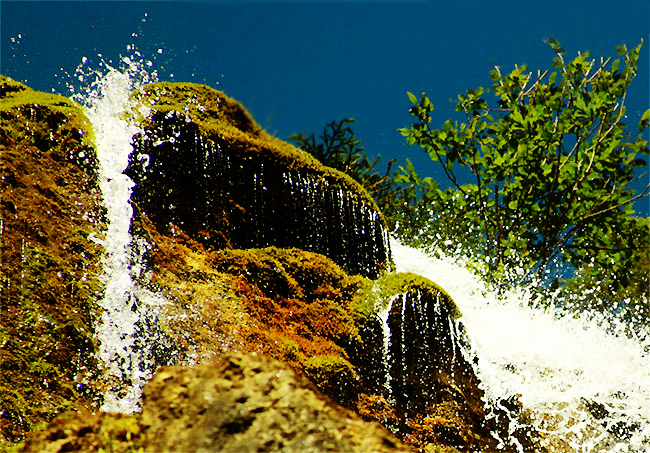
0 133 104 443
125 81 391 278
355 272 461 320
19 411 144 453
405 400 482 450
128 82 378 207
0 75 96 174
131 212 370 407
208 246 369 406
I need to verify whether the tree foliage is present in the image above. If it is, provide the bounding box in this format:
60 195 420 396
289 118 397 204
397 40 650 292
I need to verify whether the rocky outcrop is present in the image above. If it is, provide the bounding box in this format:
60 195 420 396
22 353 408 452
0 76 104 443
126 82 391 278
350 273 501 450
141 352 406 452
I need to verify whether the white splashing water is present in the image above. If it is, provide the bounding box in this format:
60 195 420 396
391 238 650 452
71 53 165 413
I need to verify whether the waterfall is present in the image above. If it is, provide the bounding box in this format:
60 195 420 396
391 238 650 452
73 56 167 414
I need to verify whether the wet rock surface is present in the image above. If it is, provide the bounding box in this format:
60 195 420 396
0 76 104 443
349 273 535 451
126 82 391 278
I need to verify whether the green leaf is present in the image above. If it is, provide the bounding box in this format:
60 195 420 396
639 109 650 132
407 91 418 105
405 158 416 175
406 135 416 146
546 38 565 54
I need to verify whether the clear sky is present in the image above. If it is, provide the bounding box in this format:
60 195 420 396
2 0 649 215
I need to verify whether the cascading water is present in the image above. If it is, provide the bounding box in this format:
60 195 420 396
71 54 168 413
391 238 650 452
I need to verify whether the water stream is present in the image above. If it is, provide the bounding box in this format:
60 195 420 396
72 56 166 413
391 238 650 452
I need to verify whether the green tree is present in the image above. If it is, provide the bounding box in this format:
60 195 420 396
397 40 650 290
289 118 397 204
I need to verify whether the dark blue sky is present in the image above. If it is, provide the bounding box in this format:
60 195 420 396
2 0 649 214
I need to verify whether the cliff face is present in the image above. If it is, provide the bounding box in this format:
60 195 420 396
1 77 537 452
0 76 105 443
126 82 391 278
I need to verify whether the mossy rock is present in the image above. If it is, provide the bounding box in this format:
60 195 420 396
1 78 104 445
355 272 462 321
128 82 370 197
205 246 368 407
344 272 496 449
303 355 359 406
125 82 391 278
19 411 144 453
0 75 97 175
1 137 104 443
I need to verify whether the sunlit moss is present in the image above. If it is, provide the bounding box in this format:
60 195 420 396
303 355 358 404
128 82 377 207
354 272 461 320
0 138 105 445
129 209 373 408
20 411 144 453
0 75 97 174
125 82 391 278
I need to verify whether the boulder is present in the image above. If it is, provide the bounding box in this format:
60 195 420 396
350 273 499 450
141 352 407 452
126 82 391 278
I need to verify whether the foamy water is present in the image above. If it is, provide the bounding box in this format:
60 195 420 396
391 238 650 452
72 54 165 413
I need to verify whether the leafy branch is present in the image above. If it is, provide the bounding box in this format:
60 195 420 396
398 39 649 293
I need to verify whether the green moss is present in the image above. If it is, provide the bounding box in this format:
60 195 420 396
126 82 391 278
277 338 300 361
18 411 144 453
204 245 369 406
354 272 462 321
303 355 358 403
0 75 96 174
128 81 378 208
1 135 104 444
211 246 365 308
